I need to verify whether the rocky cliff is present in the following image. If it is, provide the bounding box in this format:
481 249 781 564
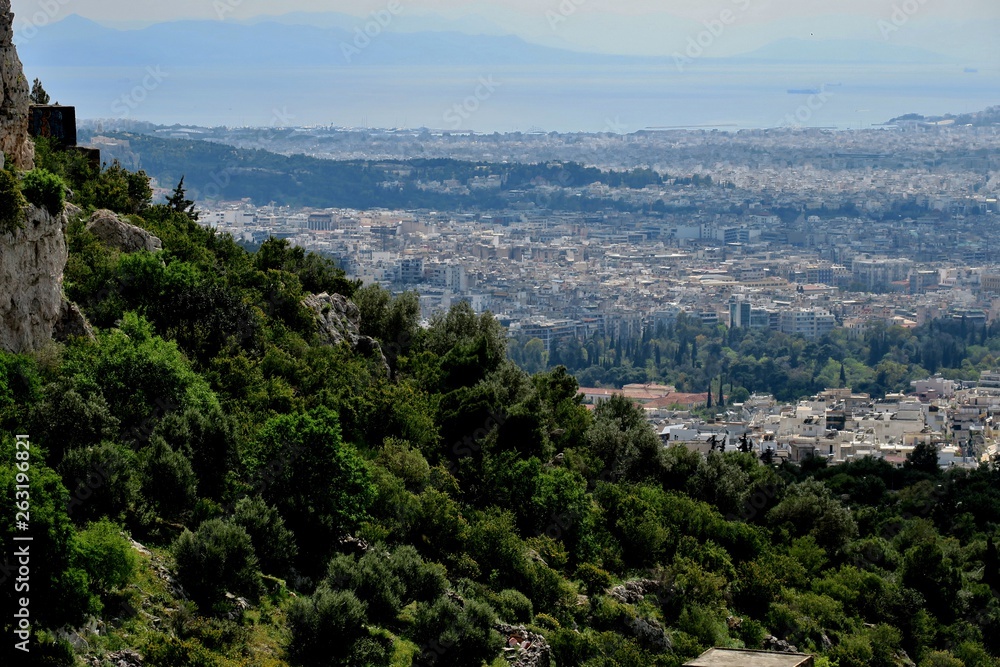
0 204 70 353
0 0 33 170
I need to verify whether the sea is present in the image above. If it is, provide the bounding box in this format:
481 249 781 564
31 62 1000 133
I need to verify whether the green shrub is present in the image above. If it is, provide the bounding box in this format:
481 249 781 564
75 518 137 593
21 168 66 215
173 519 263 610
388 545 448 602
326 551 404 626
576 562 613 595
143 634 220 667
495 588 533 623
141 438 198 521
287 587 368 666
230 496 298 579
411 596 502 667
0 168 25 234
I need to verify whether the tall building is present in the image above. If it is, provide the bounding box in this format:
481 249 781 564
779 308 836 339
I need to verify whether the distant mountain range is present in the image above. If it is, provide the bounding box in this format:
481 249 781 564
17 14 952 69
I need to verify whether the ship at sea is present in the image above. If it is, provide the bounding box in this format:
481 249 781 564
787 88 821 95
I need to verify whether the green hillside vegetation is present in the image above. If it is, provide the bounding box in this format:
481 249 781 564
6 143 1000 667
511 312 1000 399
76 131 665 211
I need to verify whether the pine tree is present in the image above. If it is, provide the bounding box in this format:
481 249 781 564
166 176 200 221
30 78 50 105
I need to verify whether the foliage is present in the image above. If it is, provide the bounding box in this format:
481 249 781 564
74 518 137 593
0 167 25 234
242 406 376 574
22 168 67 215
411 596 502 667
173 519 264 610
229 496 298 578
286 588 384 666
31 77 51 105
28 157 1000 667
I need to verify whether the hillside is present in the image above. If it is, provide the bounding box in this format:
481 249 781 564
80 131 662 210
5 139 1000 667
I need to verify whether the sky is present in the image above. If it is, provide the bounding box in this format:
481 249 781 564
10 0 1000 60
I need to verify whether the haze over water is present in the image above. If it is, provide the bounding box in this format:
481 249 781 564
36 62 998 132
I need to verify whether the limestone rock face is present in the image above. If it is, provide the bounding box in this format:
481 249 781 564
304 292 361 347
54 299 95 342
303 292 389 374
0 0 34 170
0 205 68 353
86 209 162 253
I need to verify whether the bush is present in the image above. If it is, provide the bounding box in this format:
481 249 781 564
75 519 137 593
388 545 448 602
59 442 139 525
495 589 533 623
173 519 263 610
326 551 404 626
230 496 298 579
576 562 613 595
141 438 198 521
287 587 368 666
22 168 66 215
0 168 25 234
411 596 502 667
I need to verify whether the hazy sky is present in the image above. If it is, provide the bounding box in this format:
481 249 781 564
10 0 1000 59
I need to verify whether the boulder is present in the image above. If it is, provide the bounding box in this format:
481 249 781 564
86 209 162 252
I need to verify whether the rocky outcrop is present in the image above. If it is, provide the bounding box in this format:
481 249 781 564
0 204 68 353
304 292 362 346
607 578 659 604
54 299 95 342
0 0 33 170
86 209 162 252
303 292 389 373
497 623 552 667
763 635 800 653
85 649 142 667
